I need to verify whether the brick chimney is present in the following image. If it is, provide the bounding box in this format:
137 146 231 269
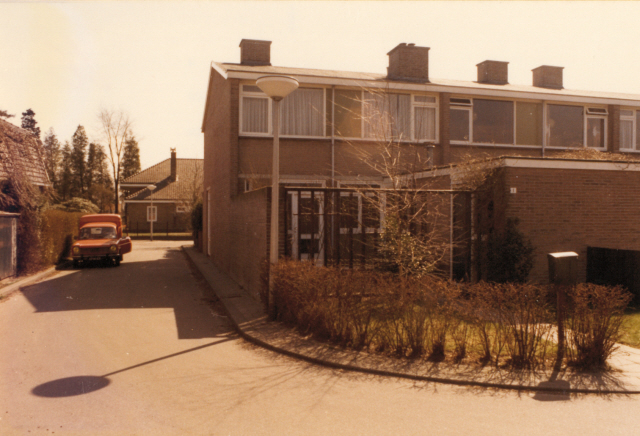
239 39 272 66
532 65 564 89
387 43 430 82
476 60 509 85
170 148 177 182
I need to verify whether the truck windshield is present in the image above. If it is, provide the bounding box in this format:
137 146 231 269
79 227 117 240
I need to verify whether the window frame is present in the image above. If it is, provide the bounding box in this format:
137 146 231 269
620 109 637 152
239 83 327 139
544 103 608 150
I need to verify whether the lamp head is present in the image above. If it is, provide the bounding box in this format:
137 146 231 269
256 75 299 100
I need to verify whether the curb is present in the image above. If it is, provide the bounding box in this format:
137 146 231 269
0 261 70 299
181 246 640 396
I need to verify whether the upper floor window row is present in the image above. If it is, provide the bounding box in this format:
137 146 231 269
240 85 438 142
450 98 608 149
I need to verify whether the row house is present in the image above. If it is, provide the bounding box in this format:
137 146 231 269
202 39 640 295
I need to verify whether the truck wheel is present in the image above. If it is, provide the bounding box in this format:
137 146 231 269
73 260 79 269
115 258 121 267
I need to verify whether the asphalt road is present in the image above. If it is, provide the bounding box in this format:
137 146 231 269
1 241 638 436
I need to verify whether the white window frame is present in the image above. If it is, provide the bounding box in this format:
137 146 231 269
412 94 438 142
620 109 636 151
544 103 608 150
239 84 271 136
240 83 327 139
450 102 472 144
585 113 608 150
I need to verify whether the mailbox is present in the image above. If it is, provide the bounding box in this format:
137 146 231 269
547 252 579 286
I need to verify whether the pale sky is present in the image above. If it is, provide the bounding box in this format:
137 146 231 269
2 1 640 169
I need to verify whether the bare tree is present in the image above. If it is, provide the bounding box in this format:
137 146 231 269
98 109 132 213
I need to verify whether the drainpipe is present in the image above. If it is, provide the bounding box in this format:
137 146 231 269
331 86 336 261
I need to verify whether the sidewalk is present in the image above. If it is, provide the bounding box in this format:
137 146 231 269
183 246 640 395
0 265 65 300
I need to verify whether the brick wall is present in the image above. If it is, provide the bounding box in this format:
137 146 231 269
500 165 640 283
125 203 189 232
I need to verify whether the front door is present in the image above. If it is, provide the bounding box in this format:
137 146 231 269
288 190 324 265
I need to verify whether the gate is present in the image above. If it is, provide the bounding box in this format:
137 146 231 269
282 187 471 277
0 213 18 280
587 246 640 302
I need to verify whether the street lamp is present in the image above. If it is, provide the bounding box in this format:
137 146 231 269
147 184 156 241
256 75 299 318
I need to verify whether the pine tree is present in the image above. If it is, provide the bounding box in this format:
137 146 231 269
0 109 14 119
58 141 73 201
42 128 61 188
21 109 41 139
121 136 141 179
70 125 89 197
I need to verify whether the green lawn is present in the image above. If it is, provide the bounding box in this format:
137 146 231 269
620 310 640 348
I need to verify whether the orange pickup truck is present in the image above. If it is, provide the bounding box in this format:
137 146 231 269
71 214 132 268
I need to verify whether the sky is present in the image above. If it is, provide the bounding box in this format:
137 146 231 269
3 1 640 170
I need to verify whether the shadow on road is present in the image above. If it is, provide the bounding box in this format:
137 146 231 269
20 247 233 339
32 337 234 397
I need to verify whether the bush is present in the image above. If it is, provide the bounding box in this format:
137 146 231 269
39 209 84 265
51 197 99 214
191 200 203 232
467 282 553 368
485 217 534 283
566 284 632 370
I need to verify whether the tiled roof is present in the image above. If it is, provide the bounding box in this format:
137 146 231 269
122 158 203 201
215 62 640 103
0 118 50 186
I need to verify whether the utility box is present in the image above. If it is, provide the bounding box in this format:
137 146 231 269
548 251 579 285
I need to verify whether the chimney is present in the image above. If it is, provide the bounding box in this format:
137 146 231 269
170 148 177 182
239 39 272 66
532 65 564 89
387 43 430 82
476 60 509 85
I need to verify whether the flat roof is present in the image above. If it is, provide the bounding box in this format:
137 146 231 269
213 62 640 107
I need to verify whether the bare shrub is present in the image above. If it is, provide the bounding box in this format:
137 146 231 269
468 282 552 368
566 283 632 370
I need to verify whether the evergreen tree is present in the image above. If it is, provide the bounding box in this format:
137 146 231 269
86 142 99 193
70 125 89 197
0 109 14 119
42 128 61 188
86 143 114 212
58 141 73 201
21 109 41 139
121 136 141 179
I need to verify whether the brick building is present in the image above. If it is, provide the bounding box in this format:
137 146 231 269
202 39 640 293
121 149 203 233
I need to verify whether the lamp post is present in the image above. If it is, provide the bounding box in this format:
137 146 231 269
256 75 299 318
147 184 156 241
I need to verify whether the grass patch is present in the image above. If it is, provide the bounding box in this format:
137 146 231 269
620 310 640 348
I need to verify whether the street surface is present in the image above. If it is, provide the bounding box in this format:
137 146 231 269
1 241 638 435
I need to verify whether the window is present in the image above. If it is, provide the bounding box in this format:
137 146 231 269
280 88 324 136
586 117 606 149
473 99 514 144
620 110 636 151
451 105 471 142
241 85 269 134
241 85 325 137
363 92 411 140
413 95 437 141
176 206 188 213
516 102 543 146
333 89 362 138
547 104 584 148
546 104 608 149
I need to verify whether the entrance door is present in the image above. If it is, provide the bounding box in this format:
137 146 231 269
288 190 324 265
